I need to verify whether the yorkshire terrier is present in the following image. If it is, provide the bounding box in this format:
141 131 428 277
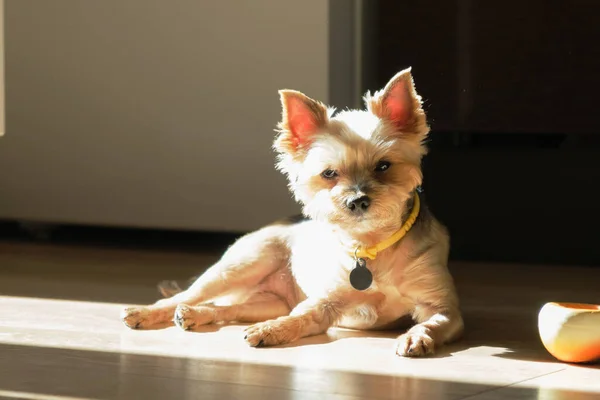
121 68 463 357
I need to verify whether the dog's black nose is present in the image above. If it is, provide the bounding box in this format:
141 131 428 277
346 195 371 212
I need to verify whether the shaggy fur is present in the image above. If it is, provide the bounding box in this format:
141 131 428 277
122 68 464 357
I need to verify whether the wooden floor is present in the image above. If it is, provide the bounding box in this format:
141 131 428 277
0 240 598 400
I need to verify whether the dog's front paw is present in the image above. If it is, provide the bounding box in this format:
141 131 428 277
121 306 151 330
395 331 435 357
244 318 299 347
173 304 214 331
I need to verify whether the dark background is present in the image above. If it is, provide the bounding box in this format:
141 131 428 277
373 0 600 266
2 0 599 267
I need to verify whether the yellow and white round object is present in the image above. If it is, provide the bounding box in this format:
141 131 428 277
538 302 600 363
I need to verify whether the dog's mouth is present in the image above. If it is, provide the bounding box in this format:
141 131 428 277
335 209 374 227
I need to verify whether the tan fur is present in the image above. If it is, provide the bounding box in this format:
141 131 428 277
121 67 464 357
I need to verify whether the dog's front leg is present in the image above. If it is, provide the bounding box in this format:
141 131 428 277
395 305 464 357
244 290 384 347
121 224 289 330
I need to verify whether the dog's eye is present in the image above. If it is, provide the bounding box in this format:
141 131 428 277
321 169 338 179
375 161 391 172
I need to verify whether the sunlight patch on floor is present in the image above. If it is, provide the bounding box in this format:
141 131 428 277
0 389 93 400
0 294 576 391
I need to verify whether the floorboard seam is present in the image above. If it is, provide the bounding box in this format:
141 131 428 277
456 367 567 400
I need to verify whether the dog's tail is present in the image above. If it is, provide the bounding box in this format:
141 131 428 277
157 276 199 298
157 280 182 298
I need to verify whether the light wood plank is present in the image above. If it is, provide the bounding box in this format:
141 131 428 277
0 242 598 400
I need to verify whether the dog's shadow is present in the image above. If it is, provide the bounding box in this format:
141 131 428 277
273 330 464 359
183 313 599 364
191 318 463 359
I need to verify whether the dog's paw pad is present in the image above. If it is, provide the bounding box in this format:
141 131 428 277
121 306 149 330
243 319 295 347
174 304 215 331
395 332 434 357
174 304 196 331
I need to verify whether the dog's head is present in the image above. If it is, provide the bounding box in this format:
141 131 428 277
274 68 429 235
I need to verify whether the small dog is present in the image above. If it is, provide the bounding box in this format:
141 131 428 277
122 68 464 357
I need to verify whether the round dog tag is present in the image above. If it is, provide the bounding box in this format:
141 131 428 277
350 258 373 291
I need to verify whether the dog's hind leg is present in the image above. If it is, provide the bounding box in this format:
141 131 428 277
173 292 291 331
121 225 290 330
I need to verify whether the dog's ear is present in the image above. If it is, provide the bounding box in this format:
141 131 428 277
276 90 328 153
366 67 427 133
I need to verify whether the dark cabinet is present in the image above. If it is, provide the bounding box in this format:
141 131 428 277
375 0 600 134
374 1 600 265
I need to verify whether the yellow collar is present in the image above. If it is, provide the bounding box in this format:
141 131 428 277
354 192 421 260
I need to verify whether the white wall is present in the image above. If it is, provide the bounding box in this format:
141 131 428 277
0 0 4 137
0 1 354 232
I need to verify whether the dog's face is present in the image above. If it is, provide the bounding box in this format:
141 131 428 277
274 68 429 235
